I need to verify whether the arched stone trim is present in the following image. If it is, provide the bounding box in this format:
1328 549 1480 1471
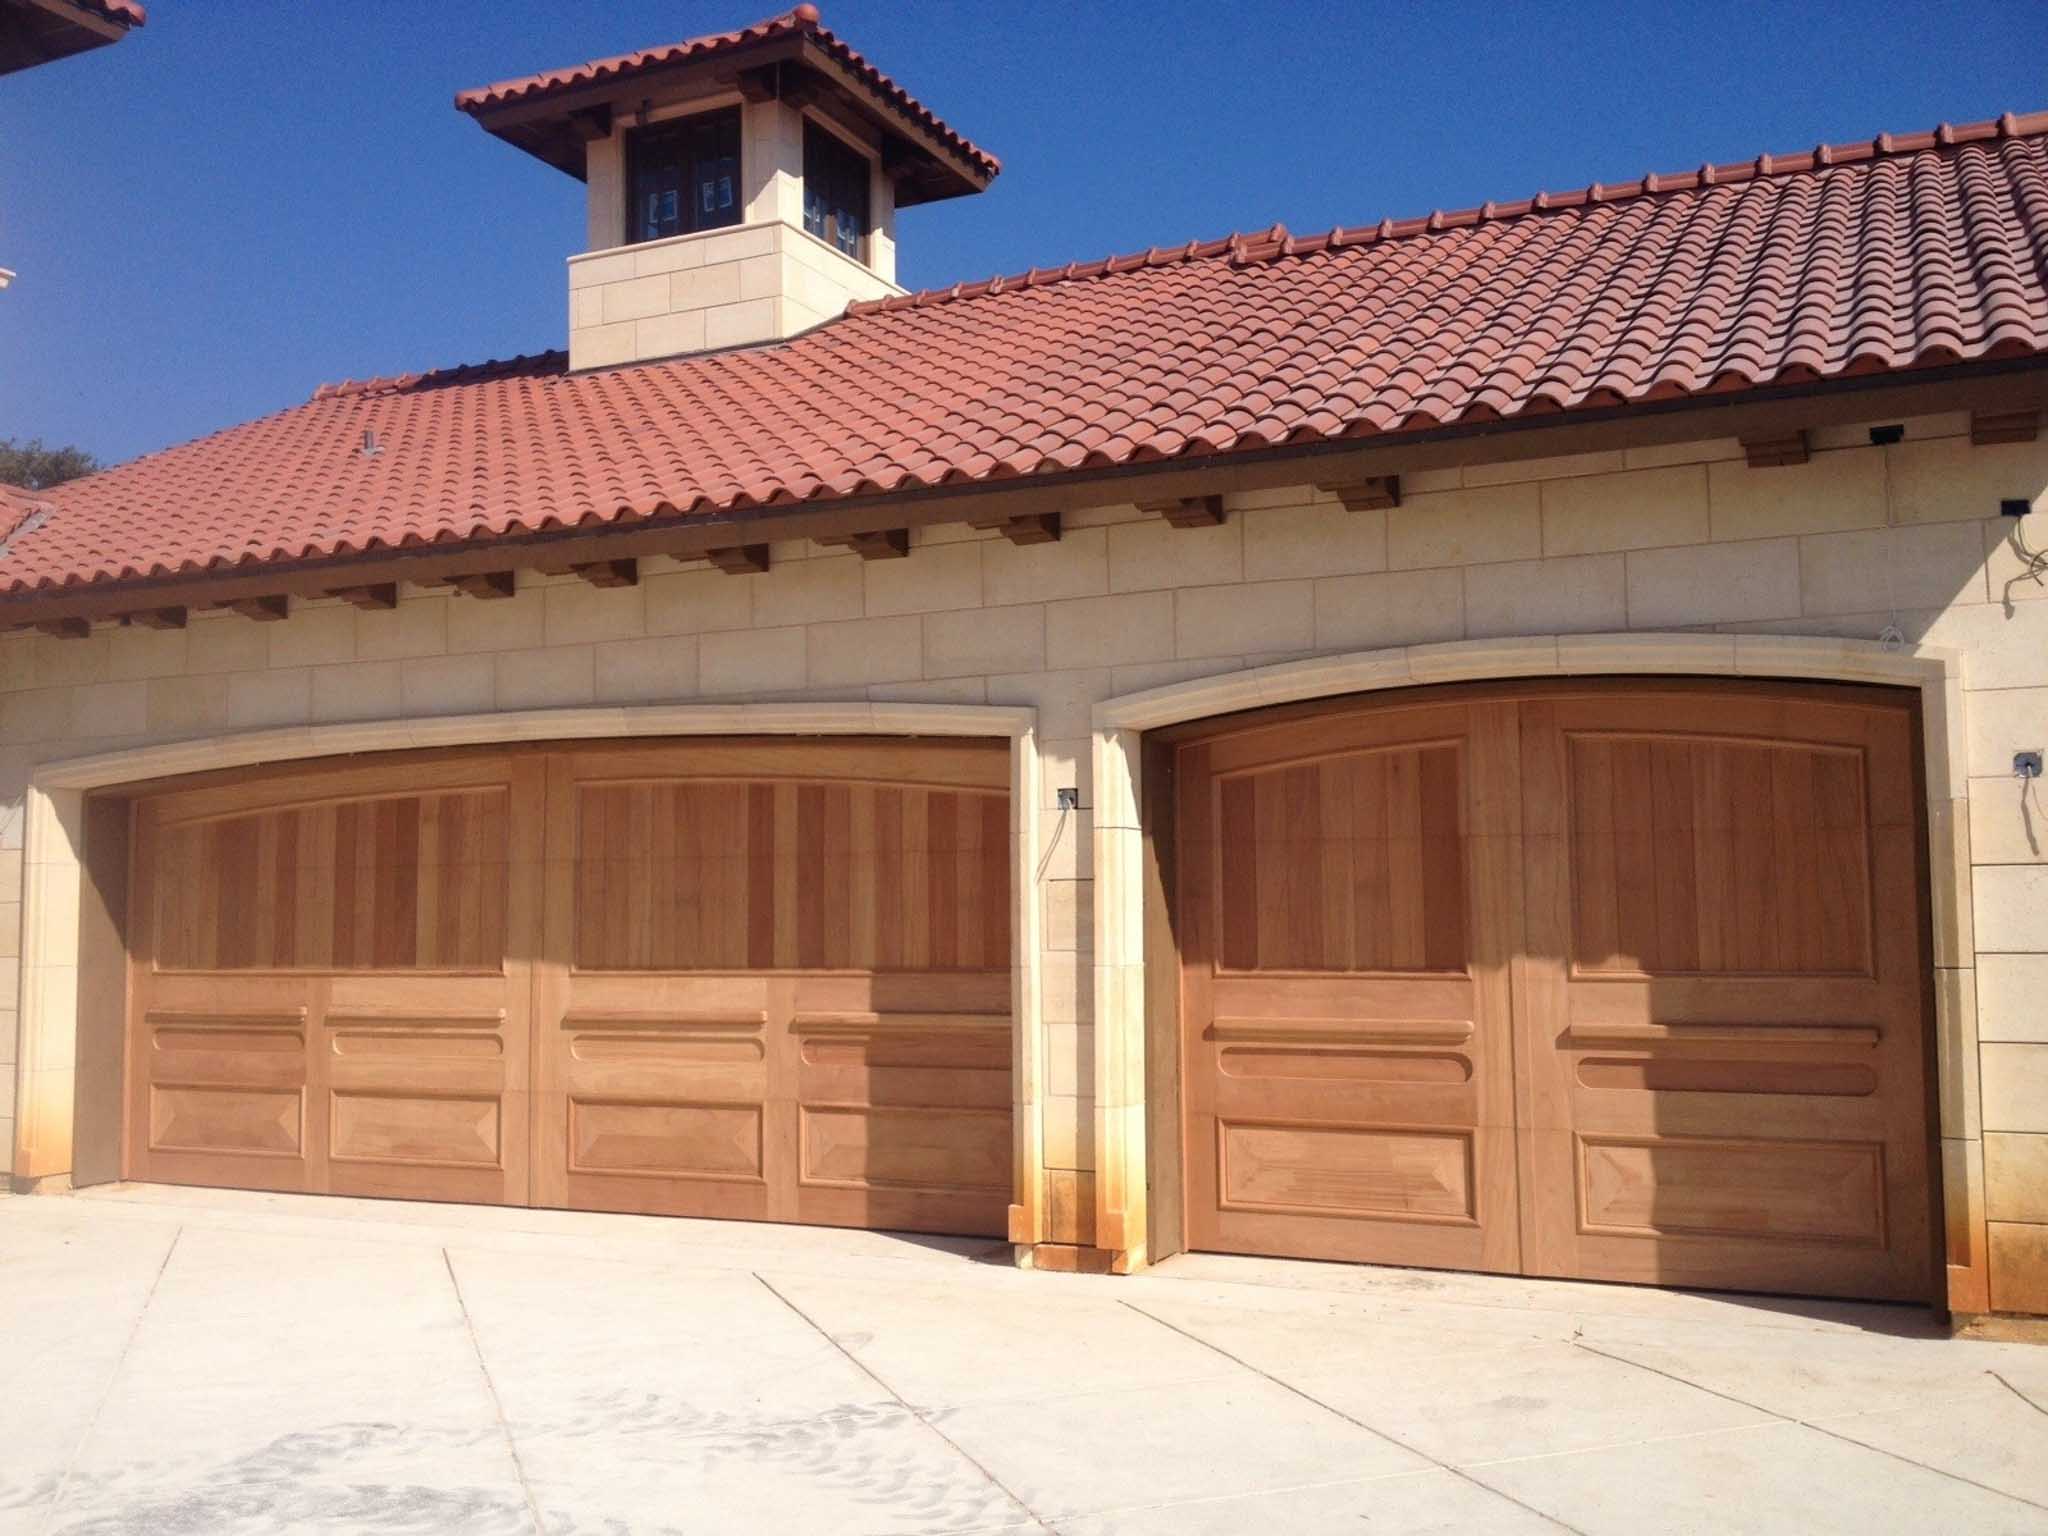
10 700 1052 1248
1089 632 1984 1310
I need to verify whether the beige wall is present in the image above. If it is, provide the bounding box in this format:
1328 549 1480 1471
568 217 901 368
5 411 2047 1308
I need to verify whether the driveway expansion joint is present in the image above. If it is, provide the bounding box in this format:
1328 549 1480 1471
1116 1298 1592 1536
753 1270 1057 1534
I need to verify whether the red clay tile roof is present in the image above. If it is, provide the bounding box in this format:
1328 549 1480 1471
12 112 2048 600
455 5 998 183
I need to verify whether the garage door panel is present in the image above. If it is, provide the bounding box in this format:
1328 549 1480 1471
570 776 1010 974
538 741 1014 1236
1522 689 1933 1300
1563 731 1873 977
1183 701 1523 1273
128 758 538 1206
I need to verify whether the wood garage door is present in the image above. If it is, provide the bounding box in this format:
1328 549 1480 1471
123 738 1013 1239
1175 682 1936 1302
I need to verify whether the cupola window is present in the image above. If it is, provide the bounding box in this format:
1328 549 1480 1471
627 108 742 244
802 119 872 258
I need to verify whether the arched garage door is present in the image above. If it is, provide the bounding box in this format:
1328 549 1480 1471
122 738 1014 1239
1172 682 1936 1302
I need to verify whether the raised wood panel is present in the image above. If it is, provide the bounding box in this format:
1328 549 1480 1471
152 787 510 972
1578 1135 1886 1246
148 1084 302 1156
330 1092 502 1168
1218 1121 1474 1221
800 1105 1011 1193
1215 743 1465 973
568 1100 765 1179
572 779 1009 973
1565 732 1871 976
1177 682 1937 1304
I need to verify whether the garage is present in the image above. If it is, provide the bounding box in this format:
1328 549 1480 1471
121 737 1015 1239
1170 681 1937 1302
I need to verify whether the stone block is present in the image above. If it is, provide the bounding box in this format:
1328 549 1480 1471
1240 501 1388 581
924 606 1044 678
1314 567 1463 650
1627 538 1801 627
1107 515 1242 592
1708 447 1887 541
804 616 922 688
748 555 862 629
865 541 981 616
700 626 805 695
1541 464 1710 555
982 527 1109 606
493 647 594 711
1465 553 1625 638
1175 581 1314 659
593 636 699 703
1387 483 1541 570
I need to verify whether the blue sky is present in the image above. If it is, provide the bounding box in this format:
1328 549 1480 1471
3 0 2044 468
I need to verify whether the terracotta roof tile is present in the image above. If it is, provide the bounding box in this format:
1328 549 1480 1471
455 5 998 182
13 113 2048 599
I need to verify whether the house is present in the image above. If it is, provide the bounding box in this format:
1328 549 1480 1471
0 0 140 77
0 0 144 289
3 6 2046 1328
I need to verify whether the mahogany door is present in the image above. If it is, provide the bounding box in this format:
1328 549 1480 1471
533 739 1014 1237
1175 682 1937 1302
126 754 541 1205
1516 689 1933 1300
124 737 1014 1241
1178 697 1524 1272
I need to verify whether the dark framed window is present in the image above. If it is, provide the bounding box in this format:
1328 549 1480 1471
803 119 872 259
626 108 742 244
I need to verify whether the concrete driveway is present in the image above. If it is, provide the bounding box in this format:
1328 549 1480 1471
0 1187 2044 1535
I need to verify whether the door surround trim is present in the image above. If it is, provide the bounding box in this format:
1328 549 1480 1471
10 701 1053 1251
1089 631 1981 1310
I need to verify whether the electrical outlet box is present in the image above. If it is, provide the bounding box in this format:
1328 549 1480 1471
2018 750 2044 779
2002 499 2033 519
1056 788 1080 811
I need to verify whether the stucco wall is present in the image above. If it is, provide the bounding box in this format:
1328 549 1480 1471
4 410 2046 1308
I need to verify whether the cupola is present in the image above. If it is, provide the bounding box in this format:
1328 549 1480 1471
456 5 998 369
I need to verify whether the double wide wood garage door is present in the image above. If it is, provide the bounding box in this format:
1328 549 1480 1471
1176 683 1937 1301
123 739 1013 1238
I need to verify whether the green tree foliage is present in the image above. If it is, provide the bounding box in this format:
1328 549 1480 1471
0 437 99 490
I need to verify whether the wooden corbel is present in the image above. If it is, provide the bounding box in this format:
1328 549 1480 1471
1739 431 1809 467
1321 476 1402 511
446 572 516 601
706 544 770 576
123 606 187 630
969 512 1061 545
1138 495 1225 528
1971 409 2040 447
328 583 398 611
817 529 910 560
221 594 290 622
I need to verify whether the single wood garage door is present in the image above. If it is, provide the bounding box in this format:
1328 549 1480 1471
1173 682 1936 1302
123 738 1014 1238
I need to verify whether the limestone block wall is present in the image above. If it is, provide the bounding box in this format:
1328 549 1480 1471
3 411 2046 1310
567 217 902 368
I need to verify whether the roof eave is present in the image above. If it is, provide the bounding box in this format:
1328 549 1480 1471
9 356 2043 632
460 32 994 200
